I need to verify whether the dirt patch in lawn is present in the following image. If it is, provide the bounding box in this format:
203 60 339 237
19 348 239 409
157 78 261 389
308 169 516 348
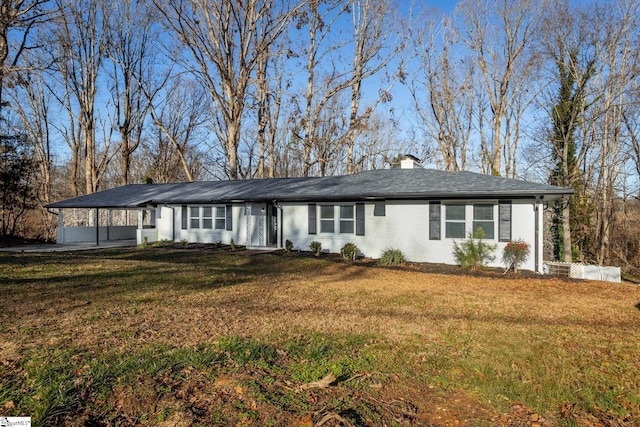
1 248 639 426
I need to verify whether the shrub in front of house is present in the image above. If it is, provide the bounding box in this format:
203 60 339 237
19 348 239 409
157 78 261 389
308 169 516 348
341 243 358 260
452 227 497 270
378 248 406 266
309 241 322 256
284 239 294 253
502 239 530 273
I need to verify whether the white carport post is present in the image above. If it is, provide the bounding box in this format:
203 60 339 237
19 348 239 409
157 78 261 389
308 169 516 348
137 208 143 245
534 196 543 273
57 209 64 244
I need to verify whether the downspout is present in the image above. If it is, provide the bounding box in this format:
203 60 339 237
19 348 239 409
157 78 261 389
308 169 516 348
169 206 175 241
273 199 282 249
535 196 542 273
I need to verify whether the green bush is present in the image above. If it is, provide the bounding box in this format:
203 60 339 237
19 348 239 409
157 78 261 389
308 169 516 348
284 239 294 253
309 241 322 256
452 227 497 270
341 243 358 260
378 248 406 266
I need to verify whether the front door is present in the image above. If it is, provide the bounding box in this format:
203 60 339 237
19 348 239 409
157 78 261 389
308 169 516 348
245 203 278 248
266 204 278 245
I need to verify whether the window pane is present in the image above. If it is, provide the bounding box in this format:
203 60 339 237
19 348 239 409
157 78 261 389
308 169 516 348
340 205 354 219
215 219 225 229
473 221 494 239
216 206 225 218
190 207 199 229
320 205 334 219
320 220 334 233
473 204 493 221
203 207 212 218
340 220 354 234
203 219 213 229
446 204 465 220
445 222 465 238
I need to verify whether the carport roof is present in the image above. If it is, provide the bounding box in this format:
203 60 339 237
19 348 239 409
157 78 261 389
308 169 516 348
46 168 573 209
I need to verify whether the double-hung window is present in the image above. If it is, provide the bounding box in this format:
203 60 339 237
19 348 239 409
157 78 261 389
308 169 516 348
473 204 494 239
202 207 213 229
320 205 335 233
339 205 354 233
445 204 466 238
190 207 200 229
215 206 226 230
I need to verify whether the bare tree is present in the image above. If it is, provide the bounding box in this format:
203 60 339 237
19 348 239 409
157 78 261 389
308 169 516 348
0 0 50 76
106 0 156 185
344 0 401 174
582 0 640 265
154 0 304 180
455 0 542 177
409 12 473 171
48 0 110 194
295 0 350 176
147 77 208 182
539 0 640 265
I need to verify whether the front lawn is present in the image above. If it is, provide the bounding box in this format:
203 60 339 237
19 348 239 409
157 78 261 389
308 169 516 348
1 247 638 426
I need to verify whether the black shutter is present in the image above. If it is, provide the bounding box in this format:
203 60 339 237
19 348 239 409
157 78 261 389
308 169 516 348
226 205 233 230
181 205 188 230
429 202 441 240
308 204 317 235
499 201 511 242
356 203 365 236
374 201 385 216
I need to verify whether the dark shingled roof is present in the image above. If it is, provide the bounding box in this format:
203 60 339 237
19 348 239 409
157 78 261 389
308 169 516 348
46 168 573 209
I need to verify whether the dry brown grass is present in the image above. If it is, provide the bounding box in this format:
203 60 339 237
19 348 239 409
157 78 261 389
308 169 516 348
1 247 639 426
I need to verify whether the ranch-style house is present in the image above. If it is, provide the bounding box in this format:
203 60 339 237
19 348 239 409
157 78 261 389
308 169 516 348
47 158 573 272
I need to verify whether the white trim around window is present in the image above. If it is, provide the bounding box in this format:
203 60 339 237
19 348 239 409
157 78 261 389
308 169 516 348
444 203 466 239
188 205 227 230
317 204 357 235
437 202 506 241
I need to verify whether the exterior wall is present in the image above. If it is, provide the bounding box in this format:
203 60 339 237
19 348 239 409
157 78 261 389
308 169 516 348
281 199 540 272
157 199 542 272
158 205 248 245
280 203 385 256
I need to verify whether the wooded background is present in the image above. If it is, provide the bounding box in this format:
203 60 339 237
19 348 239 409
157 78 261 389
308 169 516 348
1 0 639 275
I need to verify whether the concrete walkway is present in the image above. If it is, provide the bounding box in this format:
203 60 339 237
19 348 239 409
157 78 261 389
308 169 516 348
0 239 137 253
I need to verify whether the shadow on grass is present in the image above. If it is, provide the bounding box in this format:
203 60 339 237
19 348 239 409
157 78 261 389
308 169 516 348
0 249 342 309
